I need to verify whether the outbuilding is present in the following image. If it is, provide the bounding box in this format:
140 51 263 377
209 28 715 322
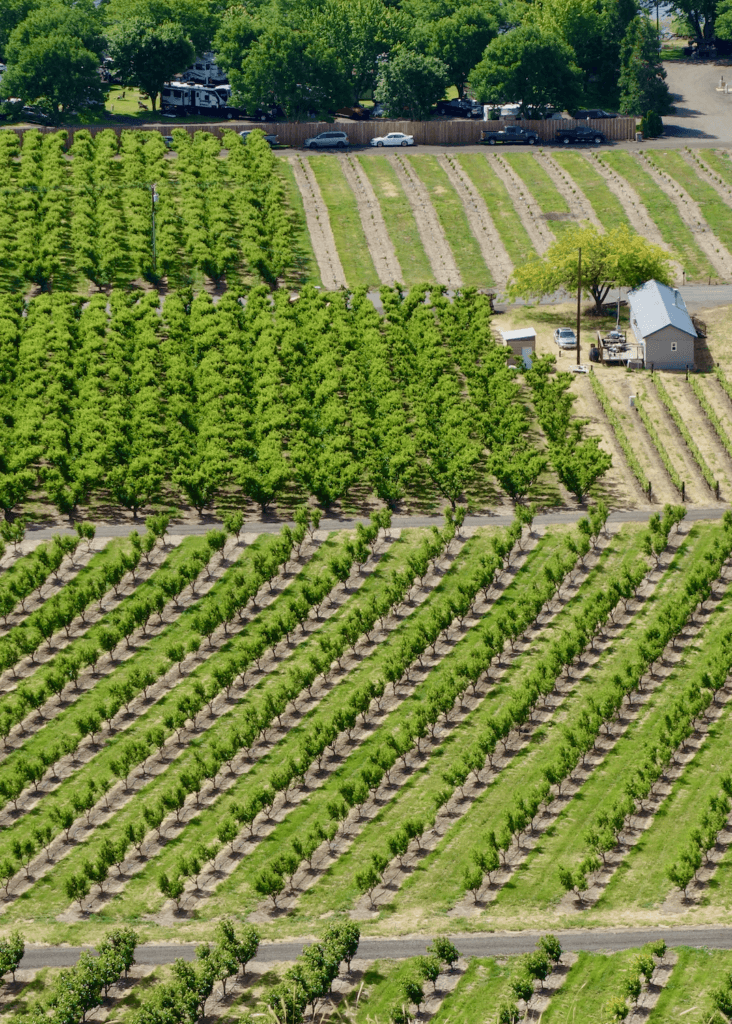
499 327 536 368
627 279 696 371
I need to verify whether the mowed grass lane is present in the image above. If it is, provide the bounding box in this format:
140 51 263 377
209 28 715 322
405 154 493 288
552 151 631 230
273 526 617 932
646 150 732 257
600 151 714 281
502 152 573 236
540 950 644 1024
488 523 727 921
456 154 536 265
357 155 433 287
129 529 502 926
647 947 732 1022
273 159 322 288
390 523 710 925
306 155 378 289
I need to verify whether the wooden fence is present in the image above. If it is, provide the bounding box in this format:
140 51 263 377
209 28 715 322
1 116 638 147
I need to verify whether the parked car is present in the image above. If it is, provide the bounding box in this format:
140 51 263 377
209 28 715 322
435 98 483 119
19 105 52 125
554 125 606 145
370 132 414 147
239 129 278 147
480 125 539 146
573 109 617 119
304 130 349 149
554 328 577 349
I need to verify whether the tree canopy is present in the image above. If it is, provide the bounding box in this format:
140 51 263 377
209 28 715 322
470 24 583 117
107 18 195 111
0 3 105 123
508 224 674 314
374 47 450 120
619 16 673 116
403 0 499 98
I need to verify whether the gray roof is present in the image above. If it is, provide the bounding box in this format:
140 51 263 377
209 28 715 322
628 279 697 339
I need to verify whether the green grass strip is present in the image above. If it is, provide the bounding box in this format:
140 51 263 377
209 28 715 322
541 950 643 1024
689 375 732 462
117 531 504 923
697 148 732 190
392 524 713 919
647 947 732 1021
356 155 433 287
599 151 714 281
503 152 574 236
292 526 646 929
0 532 348 864
405 154 493 288
715 362 732 406
589 371 650 494
634 393 685 495
456 154 535 266
650 374 717 492
597 697 732 912
431 957 514 1024
491 540 732 917
306 155 378 289
551 151 631 231
274 158 322 288
644 149 732 257
0 534 274 788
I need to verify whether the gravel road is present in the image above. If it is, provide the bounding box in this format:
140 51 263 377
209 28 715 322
18 927 732 968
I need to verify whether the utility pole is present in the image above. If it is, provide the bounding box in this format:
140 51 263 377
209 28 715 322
576 247 582 366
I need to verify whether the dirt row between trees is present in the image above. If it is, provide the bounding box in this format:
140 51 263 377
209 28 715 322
338 154 402 286
0 538 108 639
288 155 347 290
486 153 555 255
388 153 462 288
141 530 484 923
0 532 329 825
0 536 183 706
626 950 678 1023
590 154 684 279
250 530 619 923
55 528 466 921
536 153 604 230
438 153 513 291
0 529 377 911
363 527 681 920
636 152 732 279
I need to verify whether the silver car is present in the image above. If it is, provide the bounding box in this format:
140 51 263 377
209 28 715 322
554 327 577 349
304 131 349 149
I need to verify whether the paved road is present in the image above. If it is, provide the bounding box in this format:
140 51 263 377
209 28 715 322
20 505 727 544
18 927 732 969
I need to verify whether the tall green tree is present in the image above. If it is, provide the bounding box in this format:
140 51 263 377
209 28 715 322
508 224 673 315
104 0 219 55
669 0 720 46
470 24 582 117
374 47 450 120
618 17 672 116
0 2 105 123
403 0 499 98
107 19 195 111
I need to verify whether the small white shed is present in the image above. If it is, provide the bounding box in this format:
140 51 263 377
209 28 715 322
499 327 536 367
627 280 696 371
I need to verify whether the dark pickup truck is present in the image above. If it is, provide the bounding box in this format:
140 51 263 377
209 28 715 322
554 125 606 145
480 125 539 146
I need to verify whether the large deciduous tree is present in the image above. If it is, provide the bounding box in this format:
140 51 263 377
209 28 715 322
106 19 195 111
104 0 218 56
618 17 672 116
508 224 674 315
0 2 105 124
669 0 719 46
403 0 499 98
470 24 583 117
374 47 450 120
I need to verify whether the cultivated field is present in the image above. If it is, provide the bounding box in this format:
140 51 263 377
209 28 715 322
1 507 732 1019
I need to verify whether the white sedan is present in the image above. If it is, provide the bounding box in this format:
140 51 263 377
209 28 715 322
554 327 577 349
370 132 415 147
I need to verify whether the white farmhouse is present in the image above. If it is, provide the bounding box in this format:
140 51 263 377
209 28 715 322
627 279 696 371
